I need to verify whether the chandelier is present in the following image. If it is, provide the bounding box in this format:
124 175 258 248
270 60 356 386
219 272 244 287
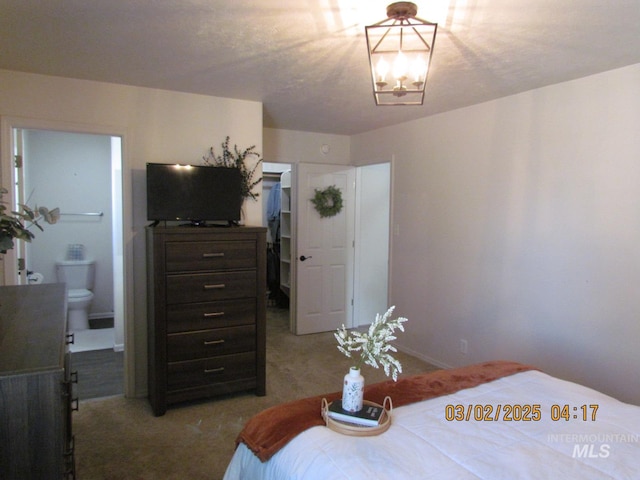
365 2 438 106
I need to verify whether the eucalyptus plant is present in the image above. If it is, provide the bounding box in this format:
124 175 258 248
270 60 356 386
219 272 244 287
0 187 59 253
202 136 263 201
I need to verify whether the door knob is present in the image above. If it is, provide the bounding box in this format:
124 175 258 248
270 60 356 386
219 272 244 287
299 255 312 262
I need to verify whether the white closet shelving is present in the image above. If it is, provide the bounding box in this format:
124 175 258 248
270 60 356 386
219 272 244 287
279 170 292 297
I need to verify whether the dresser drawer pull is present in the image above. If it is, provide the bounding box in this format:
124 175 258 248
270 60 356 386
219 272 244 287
204 339 225 346
204 283 225 290
204 367 225 374
204 311 225 318
202 252 225 258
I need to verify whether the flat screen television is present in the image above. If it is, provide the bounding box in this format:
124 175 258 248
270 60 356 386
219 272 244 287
146 163 242 225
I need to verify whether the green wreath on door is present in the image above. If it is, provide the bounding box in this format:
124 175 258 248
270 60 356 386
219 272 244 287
311 185 343 218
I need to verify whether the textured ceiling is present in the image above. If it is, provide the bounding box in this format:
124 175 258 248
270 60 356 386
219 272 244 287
1 0 639 135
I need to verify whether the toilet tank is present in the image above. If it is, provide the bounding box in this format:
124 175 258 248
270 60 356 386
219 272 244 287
55 260 96 290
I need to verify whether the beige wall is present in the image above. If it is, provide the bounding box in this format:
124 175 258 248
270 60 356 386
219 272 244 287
263 128 350 165
352 63 640 404
0 70 263 396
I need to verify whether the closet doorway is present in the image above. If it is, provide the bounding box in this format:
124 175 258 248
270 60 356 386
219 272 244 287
263 163 291 311
261 162 391 333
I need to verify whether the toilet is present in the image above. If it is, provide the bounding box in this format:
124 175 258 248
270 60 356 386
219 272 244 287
55 259 96 331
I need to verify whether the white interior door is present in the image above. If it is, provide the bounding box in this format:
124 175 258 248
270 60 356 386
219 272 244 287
294 163 356 335
353 162 390 326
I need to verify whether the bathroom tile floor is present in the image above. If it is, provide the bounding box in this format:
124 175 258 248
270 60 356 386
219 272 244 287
70 327 114 353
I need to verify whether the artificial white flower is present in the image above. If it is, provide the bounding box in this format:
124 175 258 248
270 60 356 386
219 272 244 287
334 306 408 381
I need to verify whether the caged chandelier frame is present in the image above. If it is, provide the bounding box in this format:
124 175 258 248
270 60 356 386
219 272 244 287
365 2 438 106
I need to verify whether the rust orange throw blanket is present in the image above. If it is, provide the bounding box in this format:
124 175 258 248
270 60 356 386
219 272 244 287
236 360 537 462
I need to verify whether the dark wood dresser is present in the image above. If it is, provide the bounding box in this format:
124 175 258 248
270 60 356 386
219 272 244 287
146 225 267 416
0 283 76 479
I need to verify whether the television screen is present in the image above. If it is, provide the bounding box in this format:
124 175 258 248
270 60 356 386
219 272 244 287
146 163 242 224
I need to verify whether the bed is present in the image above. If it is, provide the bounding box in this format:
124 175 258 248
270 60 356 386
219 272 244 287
224 361 640 479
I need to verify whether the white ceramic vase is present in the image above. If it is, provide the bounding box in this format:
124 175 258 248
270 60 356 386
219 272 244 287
342 367 364 412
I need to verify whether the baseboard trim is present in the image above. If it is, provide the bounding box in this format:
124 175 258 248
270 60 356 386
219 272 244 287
394 343 453 370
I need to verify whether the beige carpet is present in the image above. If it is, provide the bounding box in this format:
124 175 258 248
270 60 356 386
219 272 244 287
73 307 439 479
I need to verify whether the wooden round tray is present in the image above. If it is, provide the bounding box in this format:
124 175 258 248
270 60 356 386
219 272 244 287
321 397 393 436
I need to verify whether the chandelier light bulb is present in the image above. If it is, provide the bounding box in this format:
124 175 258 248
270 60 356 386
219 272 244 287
392 50 408 80
411 56 427 84
376 57 389 85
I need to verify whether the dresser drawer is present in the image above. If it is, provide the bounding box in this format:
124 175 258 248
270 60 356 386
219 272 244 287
165 240 256 272
166 270 256 304
166 299 256 333
167 352 257 391
167 325 256 362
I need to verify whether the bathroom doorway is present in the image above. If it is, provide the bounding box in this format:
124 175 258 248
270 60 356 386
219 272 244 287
9 126 127 398
13 128 124 351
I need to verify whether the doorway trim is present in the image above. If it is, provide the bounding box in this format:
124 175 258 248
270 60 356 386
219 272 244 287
1 115 135 397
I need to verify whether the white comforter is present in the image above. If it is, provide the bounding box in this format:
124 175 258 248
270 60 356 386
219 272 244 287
224 370 640 479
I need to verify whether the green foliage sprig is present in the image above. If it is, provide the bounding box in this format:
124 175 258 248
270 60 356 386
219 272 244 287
0 187 59 253
335 306 408 381
203 136 263 201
